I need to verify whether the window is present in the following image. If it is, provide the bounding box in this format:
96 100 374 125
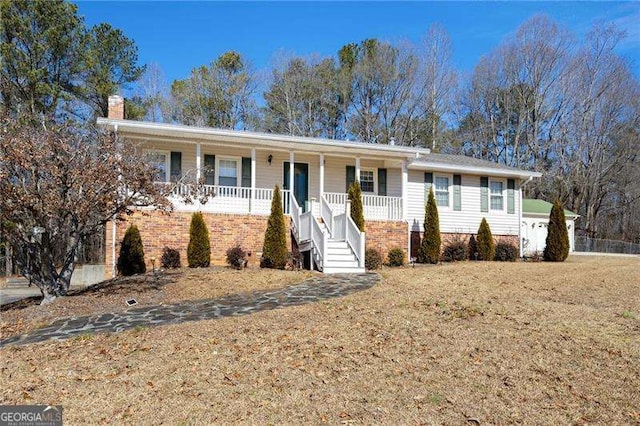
148 151 169 182
360 169 375 193
435 176 450 207
490 180 504 210
218 158 238 186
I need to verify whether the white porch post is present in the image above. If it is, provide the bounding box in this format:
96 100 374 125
195 143 202 181
289 151 295 205
319 153 325 201
355 157 361 182
250 148 256 214
401 161 408 221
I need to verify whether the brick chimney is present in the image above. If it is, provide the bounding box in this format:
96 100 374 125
107 95 124 119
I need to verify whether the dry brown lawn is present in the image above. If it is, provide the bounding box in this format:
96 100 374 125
1 256 639 424
1 267 313 338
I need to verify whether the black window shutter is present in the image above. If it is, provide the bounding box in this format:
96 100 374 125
204 154 215 185
241 157 251 188
507 178 515 214
346 165 356 191
378 168 387 196
170 151 182 182
283 162 290 190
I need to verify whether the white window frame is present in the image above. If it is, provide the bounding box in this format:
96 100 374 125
215 156 241 187
489 178 506 211
433 173 452 209
146 149 170 183
359 168 377 195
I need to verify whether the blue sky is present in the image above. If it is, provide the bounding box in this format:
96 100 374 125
74 1 639 85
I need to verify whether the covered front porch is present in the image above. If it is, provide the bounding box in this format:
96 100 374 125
154 144 407 221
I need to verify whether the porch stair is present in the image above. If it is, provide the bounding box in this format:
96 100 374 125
290 195 365 274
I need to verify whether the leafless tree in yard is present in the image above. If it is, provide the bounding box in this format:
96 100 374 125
0 118 170 302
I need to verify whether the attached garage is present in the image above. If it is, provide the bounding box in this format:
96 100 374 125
521 199 579 255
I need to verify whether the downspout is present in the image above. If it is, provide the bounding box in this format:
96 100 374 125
518 176 533 257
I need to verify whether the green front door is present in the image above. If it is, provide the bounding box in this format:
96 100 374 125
283 162 309 212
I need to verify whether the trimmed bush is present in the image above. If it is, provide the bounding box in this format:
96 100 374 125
365 248 383 270
387 247 405 267
418 187 441 264
226 244 248 270
442 239 468 262
187 212 211 268
348 181 365 232
261 185 288 269
476 218 495 261
117 224 146 276
544 200 570 262
161 247 181 269
468 234 478 260
494 242 518 262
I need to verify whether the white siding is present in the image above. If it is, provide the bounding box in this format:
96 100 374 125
407 170 521 236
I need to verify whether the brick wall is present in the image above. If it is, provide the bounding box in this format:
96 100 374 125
410 231 519 259
365 220 409 258
105 211 292 278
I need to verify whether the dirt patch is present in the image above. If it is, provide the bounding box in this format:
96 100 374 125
1 256 639 424
0 267 313 338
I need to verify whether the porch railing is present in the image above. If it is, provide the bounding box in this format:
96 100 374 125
324 192 402 221
320 196 334 237
158 182 291 215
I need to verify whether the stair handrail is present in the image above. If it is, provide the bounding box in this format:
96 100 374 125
290 192 302 238
320 195 334 237
310 214 326 271
344 200 365 268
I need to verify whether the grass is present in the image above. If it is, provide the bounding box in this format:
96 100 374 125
1 256 639 424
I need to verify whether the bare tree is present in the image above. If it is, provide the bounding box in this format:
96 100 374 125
0 118 170 302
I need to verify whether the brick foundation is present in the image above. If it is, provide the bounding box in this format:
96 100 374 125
105 211 292 278
410 231 519 259
365 220 409 258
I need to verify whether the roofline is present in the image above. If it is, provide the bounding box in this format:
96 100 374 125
408 160 542 179
97 118 427 159
523 212 580 218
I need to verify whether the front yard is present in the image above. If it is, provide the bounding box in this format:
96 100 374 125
1 256 639 423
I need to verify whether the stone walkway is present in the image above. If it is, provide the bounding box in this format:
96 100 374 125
0 273 379 347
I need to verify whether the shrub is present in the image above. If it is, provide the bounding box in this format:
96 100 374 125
494 242 518 262
468 234 478 260
117 224 146 276
226 244 248 270
365 248 383 270
544 200 570 262
442 239 468 262
476 218 495 261
187 212 211 268
161 247 181 268
348 181 365 232
261 185 288 269
387 247 405 267
417 187 441 264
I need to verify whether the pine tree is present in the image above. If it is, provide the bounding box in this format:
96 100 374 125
348 181 365 232
544 200 570 262
261 185 288 269
187 212 211 267
476 218 495 261
117 224 146 276
418 187 441 263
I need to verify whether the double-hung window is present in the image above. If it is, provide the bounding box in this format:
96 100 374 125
435 176 450 207
490 180 504 210
148 151 169 183
218 158 239 187
360 169 375 193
